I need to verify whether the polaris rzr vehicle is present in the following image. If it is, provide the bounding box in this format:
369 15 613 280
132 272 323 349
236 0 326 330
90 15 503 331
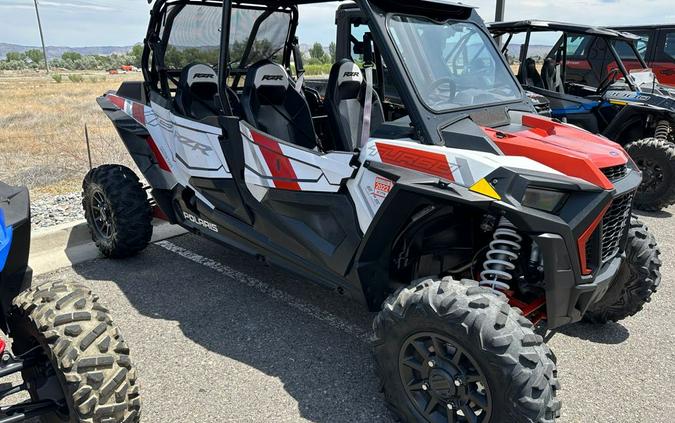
0 182 140 422
489 20 675 211
87 1 662 421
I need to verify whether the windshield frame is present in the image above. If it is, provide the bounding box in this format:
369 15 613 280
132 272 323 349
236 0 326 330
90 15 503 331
385 13 526 115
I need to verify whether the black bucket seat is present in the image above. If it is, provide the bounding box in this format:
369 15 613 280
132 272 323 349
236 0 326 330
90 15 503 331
324 59 384 152
241 60 317 150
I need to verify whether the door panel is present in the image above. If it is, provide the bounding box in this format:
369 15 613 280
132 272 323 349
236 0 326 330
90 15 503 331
237 121 362 274
652 29 675 86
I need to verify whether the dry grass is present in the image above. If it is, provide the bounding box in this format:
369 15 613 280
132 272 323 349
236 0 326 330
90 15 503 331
0 71 139 198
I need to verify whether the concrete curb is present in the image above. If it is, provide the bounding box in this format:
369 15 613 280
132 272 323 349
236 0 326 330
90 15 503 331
29 219 188 276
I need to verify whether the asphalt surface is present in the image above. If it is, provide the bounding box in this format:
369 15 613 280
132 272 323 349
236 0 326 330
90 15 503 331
34 207 675 423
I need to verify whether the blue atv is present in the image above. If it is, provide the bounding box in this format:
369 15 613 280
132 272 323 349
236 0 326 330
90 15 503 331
0 182 140 422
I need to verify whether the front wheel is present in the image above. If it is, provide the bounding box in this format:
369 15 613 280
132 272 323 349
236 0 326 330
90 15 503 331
10 281 141 422
584 217 661 323
625 138 675 211
373 278 560 423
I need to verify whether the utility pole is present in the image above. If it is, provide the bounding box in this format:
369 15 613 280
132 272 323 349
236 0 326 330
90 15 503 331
33 0 50 72
495 0 506 47
495 0 506 22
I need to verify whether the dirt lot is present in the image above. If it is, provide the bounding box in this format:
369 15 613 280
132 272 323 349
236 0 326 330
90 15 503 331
0 71 137 198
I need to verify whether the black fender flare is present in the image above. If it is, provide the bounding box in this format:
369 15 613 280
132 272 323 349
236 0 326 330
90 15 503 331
603 104 674 143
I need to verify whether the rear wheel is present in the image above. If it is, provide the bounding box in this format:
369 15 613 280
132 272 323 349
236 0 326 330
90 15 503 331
374 278 560 423
82 165 152 258
584 217 661 324
10 281 141 422
625 138 675 211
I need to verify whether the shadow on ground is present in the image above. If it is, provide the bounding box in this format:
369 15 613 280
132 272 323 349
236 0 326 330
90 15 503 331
68 235 391 422
633 209 673 219
558 321 630 345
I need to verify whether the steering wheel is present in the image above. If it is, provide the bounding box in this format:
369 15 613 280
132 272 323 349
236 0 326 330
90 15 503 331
425 78 457 108
596 68 621 94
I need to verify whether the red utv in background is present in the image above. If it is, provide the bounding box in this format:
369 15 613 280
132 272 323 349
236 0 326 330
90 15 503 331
612 25 675 87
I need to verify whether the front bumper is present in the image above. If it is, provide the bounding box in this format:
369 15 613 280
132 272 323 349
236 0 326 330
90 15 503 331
536 232 623 329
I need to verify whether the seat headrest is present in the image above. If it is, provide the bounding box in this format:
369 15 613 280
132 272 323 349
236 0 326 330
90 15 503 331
336 61 363 87
330 59 364 100
183 63 218 88
247 61 290 104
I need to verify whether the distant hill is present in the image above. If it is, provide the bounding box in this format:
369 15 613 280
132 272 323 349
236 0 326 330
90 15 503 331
0 43 134 60
503 44 554 60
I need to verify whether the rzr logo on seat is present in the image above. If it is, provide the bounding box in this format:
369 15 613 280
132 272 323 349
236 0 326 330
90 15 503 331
262 75 284 81
183 212 219 233
193 73 215 79
343 72 361 78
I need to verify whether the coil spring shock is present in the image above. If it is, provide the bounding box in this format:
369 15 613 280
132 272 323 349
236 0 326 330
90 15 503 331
655 120 672 142
480 218 522 291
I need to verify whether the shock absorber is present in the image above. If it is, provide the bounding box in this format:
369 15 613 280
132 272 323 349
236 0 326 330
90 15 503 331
480 218 523 291
655 120 672 142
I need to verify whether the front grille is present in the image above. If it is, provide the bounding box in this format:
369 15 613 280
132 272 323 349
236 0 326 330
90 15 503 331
601 165 628 183
600 193 634 262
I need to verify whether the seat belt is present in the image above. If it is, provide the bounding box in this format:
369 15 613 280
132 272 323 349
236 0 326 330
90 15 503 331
360 33 375 149
292 37 306 94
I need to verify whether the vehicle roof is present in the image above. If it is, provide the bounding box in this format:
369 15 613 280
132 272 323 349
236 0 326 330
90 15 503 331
612 24 675 30
488 20 640 41
149 0 474 7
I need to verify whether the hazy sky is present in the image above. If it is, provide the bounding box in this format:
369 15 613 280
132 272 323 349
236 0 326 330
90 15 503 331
0 0 673 47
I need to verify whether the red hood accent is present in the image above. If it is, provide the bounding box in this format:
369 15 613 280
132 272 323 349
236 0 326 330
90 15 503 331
484 114 629 190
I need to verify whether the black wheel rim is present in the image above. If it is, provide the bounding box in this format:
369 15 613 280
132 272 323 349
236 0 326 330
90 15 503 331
399 332 492 423
21 345 70 420
636 157 665 194
89 189 114 239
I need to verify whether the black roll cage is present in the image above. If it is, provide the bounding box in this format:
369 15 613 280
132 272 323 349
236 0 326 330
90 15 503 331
143 0 533 145
143 0 298 105
496 25 650 92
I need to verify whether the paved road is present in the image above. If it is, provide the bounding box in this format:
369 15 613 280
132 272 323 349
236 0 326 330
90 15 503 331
35 207 675 422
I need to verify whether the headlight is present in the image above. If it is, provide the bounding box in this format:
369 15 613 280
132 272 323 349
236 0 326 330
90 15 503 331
522 188 568 212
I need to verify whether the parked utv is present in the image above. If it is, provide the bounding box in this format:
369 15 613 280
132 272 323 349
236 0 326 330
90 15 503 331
0 182 140 422
86 1 661 421
610 24 675 88
489 21 675 211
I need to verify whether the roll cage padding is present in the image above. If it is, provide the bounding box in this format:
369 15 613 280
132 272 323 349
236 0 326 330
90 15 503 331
240 60 318 150
325 59 385 152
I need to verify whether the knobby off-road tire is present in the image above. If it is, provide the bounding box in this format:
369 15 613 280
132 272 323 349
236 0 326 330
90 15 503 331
625 138 675 211
82 165 152 258
374 278 560 423
10 281 140 423
584 217 661 324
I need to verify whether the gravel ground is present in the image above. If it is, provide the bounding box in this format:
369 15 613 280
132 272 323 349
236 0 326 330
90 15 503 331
30 192 83 228
24 206 675 422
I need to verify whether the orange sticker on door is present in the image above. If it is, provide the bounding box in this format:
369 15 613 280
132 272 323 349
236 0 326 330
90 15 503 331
373 176 393 199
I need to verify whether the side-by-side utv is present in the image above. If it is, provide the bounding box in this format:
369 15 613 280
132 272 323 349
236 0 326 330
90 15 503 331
489 21 675 211
0 182 140 423
85 1 661 421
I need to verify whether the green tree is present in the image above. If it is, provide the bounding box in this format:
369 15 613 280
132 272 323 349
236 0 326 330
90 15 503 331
6 51 25 62
62 51 82 61
329 42 337 62
25 49 44 64
130 44 143 67
310 42 326 62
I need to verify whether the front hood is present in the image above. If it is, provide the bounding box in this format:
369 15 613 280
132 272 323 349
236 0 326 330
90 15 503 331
484 114 630 190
